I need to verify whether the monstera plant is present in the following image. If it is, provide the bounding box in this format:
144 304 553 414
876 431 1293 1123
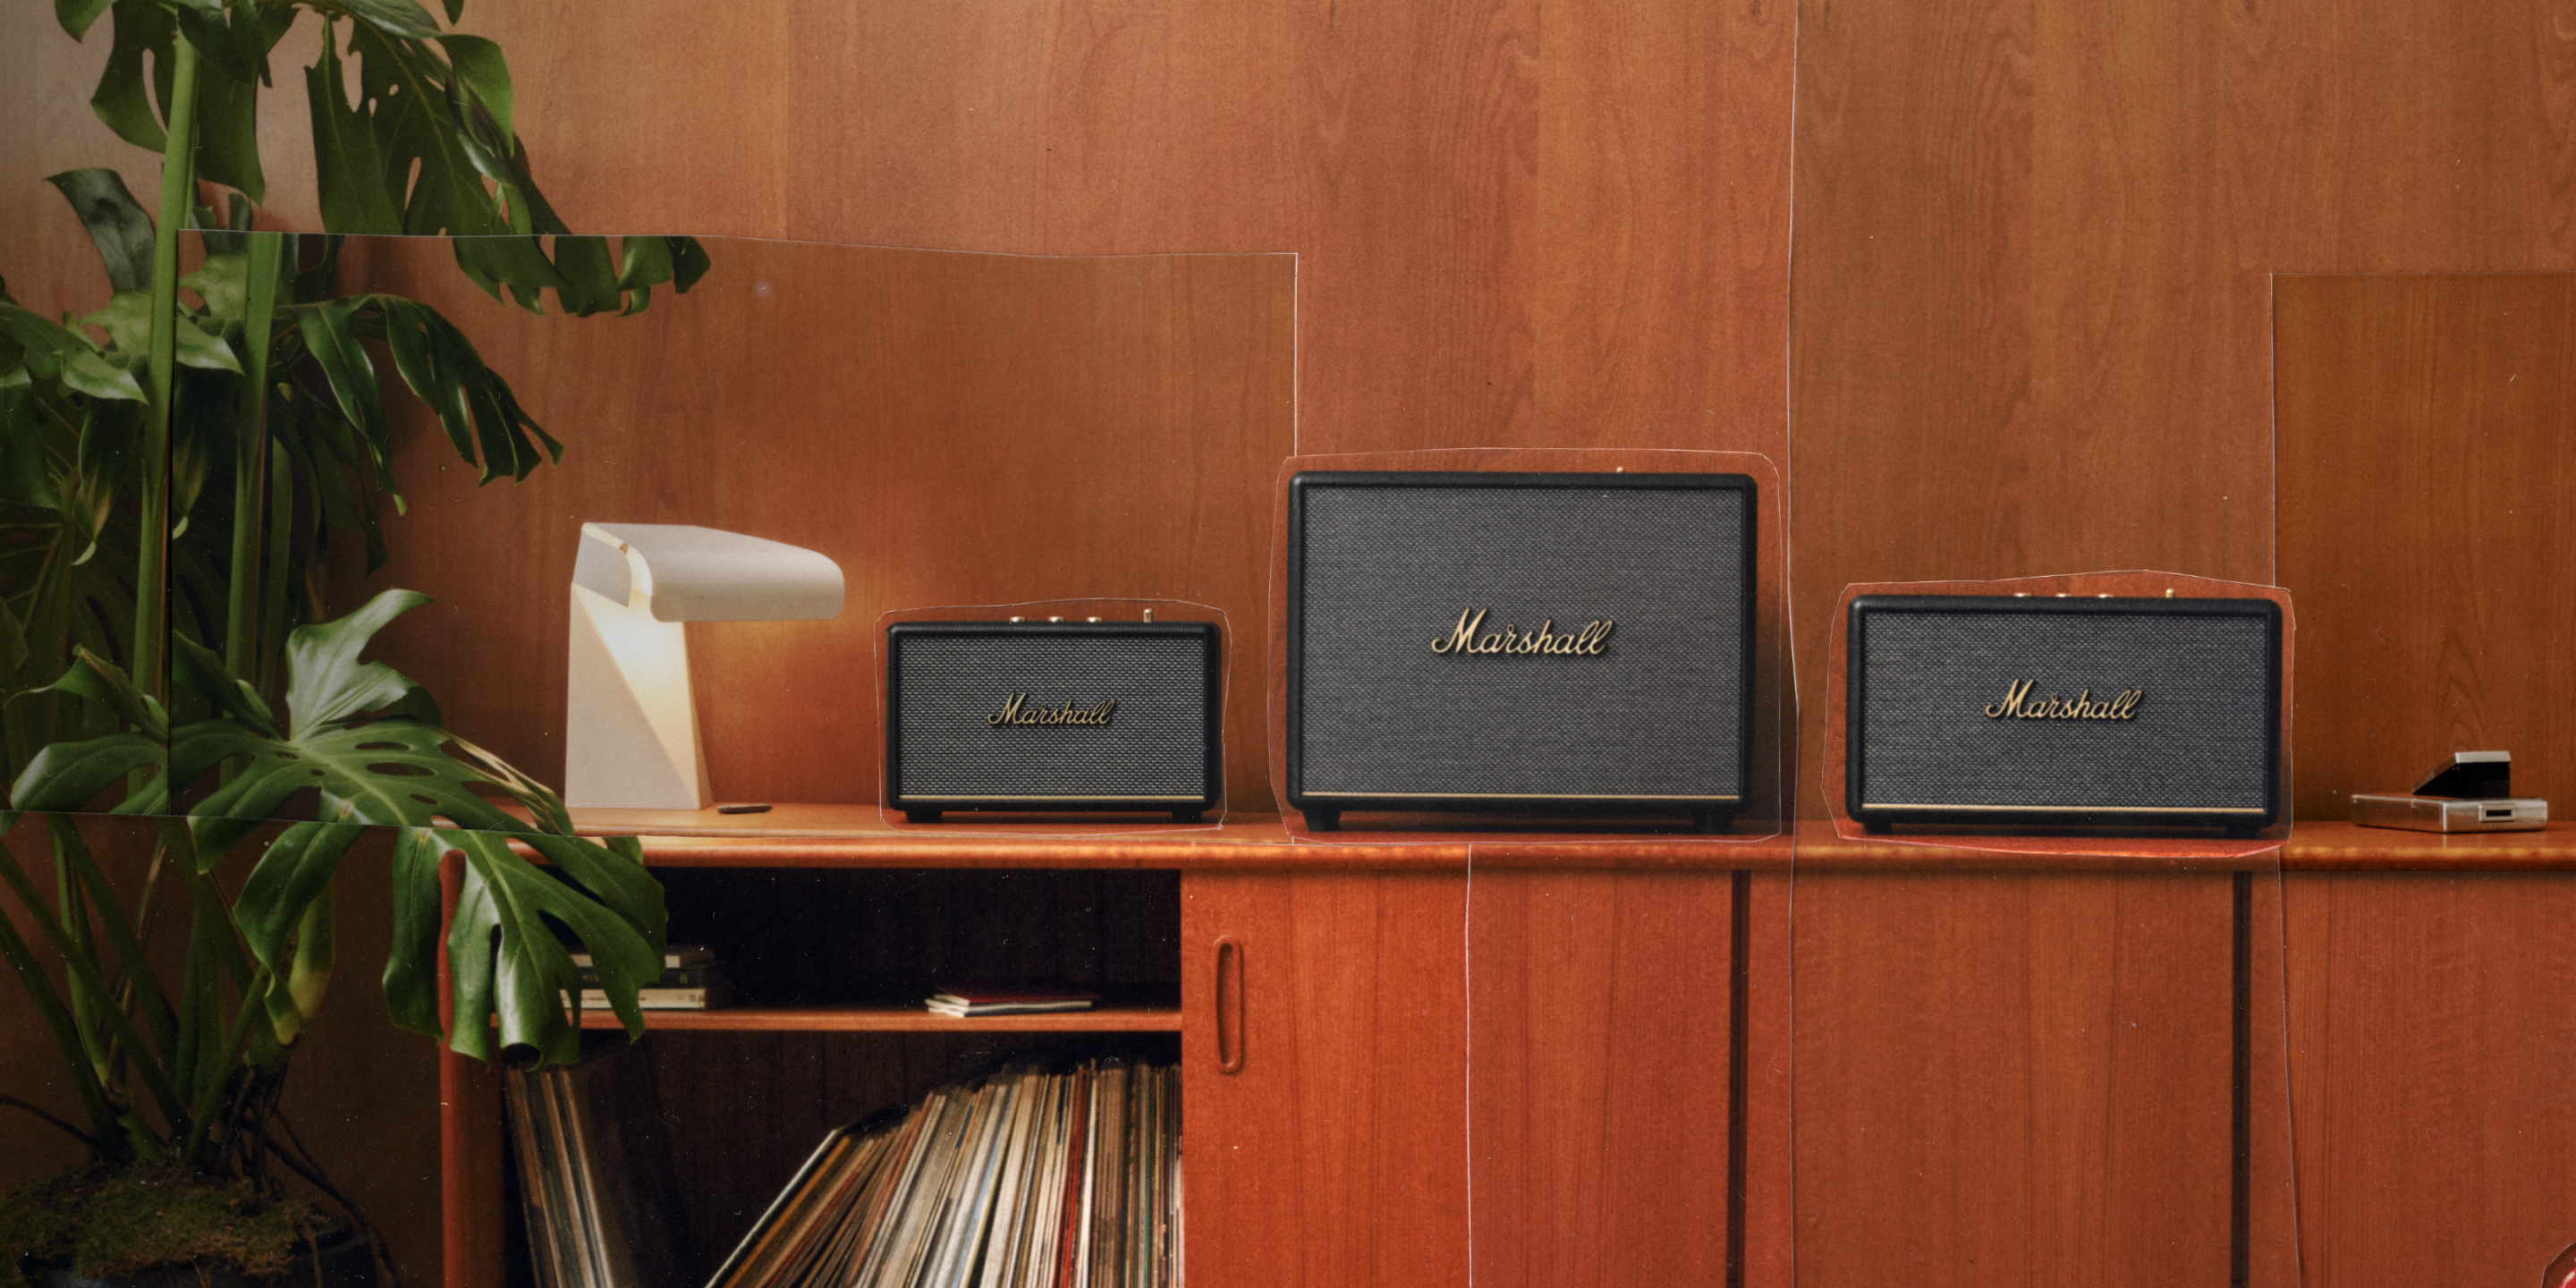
0 0 699 1281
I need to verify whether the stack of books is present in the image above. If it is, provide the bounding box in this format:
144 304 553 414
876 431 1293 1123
925 982 1099 1018
709 1057 1181 1288
572 945 729 1011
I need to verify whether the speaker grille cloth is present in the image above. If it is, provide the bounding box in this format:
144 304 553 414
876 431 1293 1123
1859 609 2268 809
897 636 1206 797
1299 483 1746 798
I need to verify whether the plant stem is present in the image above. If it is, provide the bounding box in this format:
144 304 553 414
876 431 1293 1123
138 31 202 706
226 233 285 679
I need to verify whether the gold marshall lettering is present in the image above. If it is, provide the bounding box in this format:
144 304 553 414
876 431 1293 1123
1981 680 2143 721
1430 608 1615 657
987 694 1119 727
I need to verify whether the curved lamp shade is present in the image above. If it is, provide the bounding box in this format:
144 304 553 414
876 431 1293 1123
565 523 844 809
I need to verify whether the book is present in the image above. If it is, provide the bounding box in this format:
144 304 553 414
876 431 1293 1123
580 965 720 988
572 944 716 970
578 983 732 1011
926 983 1099 1017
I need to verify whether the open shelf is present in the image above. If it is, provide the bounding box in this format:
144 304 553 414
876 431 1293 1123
572 1002 1182 1032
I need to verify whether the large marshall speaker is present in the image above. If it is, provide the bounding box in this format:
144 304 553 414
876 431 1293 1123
1844 595 2284 833
886 620 1222 822
1284 470 1757 831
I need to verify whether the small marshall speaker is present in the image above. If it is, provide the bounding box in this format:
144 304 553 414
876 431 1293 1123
886 619 1222 822
1845 595 2284 834
1285 471 1757 831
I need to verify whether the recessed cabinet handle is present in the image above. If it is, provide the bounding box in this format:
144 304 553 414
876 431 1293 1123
1214 936 1244 1074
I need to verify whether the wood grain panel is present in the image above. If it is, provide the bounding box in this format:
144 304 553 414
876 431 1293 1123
333 236 1293 812
2283 873 2576 1287
1465 870 1735 1285
1182 872 1470 1288
441 0 1796 460
2275 274 2576 821
1792 872 2235 1287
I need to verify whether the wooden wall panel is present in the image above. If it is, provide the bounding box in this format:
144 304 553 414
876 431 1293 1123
2275 274 2576 819
1466 871 1735 1285
335 236 1293 810
2284 873 2576 1286
1789 0 2576 817
1792 873 2236 1287
434 0 1792 459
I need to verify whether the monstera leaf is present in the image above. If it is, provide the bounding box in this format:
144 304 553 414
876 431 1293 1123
141 589 666 1064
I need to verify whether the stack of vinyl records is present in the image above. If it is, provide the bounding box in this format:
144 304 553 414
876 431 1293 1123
710 1057 1181 1288
572 945 730 1010
502 1046 693 1288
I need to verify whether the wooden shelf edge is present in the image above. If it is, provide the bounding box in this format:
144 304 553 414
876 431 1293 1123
572 1004 1183 1033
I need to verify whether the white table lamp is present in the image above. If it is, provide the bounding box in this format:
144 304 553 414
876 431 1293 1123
564 522 844 809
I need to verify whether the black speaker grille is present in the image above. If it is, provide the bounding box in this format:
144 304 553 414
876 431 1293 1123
1853 600 2275 815
894 634 1208 799
1293 476 1750 801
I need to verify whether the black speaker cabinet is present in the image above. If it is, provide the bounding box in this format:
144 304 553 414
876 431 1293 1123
1284 470 1757 832
886 620 1222 822
1844 595 2284 834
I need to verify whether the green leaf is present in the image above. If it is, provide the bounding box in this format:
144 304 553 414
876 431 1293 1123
24 647 166 741
170 630 277 736
174 4 258 89
47 169 157 294
62 351 146 402
382 826 446 1035
80 291 152 353
0 370 59 510
232 821 367 971
281 588 424 735
614 235 674 292
550 235 619 317
341 0 441 40
190 43 267 206
435 34 513 140
9 732 163 812
445 830 663 1065
295 300 386 463
91 1 174 152
57 0 114 39
182 252 249 323
303 27 405 234
169 313 241 373
0 301 94 383
672 236 713 293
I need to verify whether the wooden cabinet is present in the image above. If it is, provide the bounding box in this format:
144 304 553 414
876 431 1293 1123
1467 869 1741 1287
1182 871 1471 1288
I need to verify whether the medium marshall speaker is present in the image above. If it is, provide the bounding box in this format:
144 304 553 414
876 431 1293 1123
1284 470 1757 831
1845 595 2284 834
886 620 1222 822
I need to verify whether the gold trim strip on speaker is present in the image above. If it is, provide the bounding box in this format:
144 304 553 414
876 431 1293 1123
1301 792 1741 801
904 795 1207 802
1865 803 2267 814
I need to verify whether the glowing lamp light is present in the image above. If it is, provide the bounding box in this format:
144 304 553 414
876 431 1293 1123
564 522 844 809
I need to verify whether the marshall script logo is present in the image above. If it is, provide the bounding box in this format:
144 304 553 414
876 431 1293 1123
987 694 1119 727
1430 608 1614 657
1982 680 2142 721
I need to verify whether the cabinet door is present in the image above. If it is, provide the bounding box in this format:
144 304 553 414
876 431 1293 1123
1182 871 1470 1288
1466 870 1747 1286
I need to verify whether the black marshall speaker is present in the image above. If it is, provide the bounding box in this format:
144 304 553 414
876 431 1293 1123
886 619 1222 822
1844 595 2284 834
1284 470 1757 831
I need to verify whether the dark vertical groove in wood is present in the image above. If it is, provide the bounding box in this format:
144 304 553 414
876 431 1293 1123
1729 868 1751 1288
2233 870 2251 1288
